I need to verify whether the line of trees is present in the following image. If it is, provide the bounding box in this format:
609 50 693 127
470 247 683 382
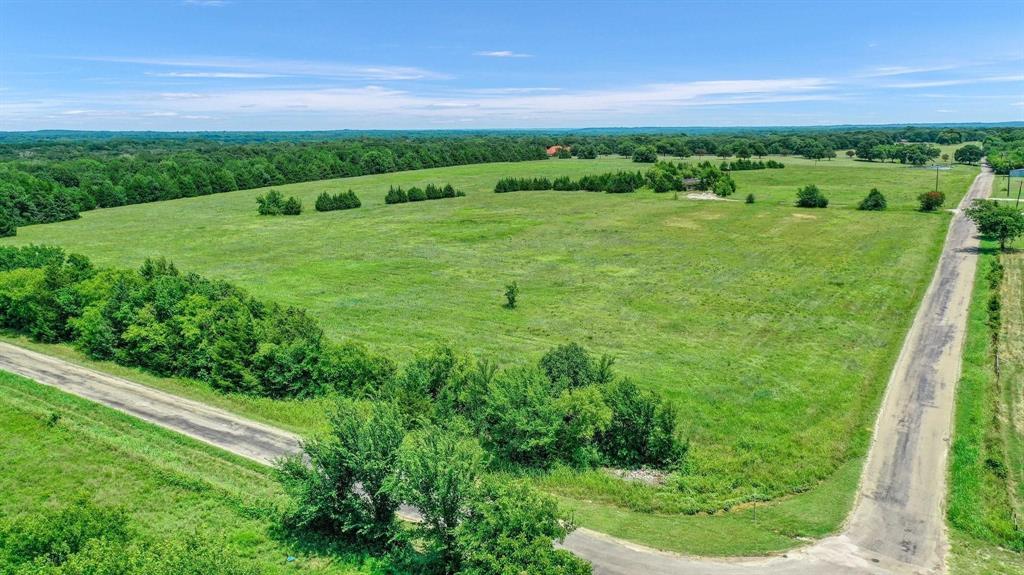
0 246 685 471
3 127 1020 236
720 159 784 171
316 190 361 212
495 171 646 194
385 183 465 204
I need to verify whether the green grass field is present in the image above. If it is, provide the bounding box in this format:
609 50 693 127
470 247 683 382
2 154 979 551
0 370 384 574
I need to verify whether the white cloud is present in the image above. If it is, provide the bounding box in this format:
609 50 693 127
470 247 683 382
473 50 531 58
147 71 282 79
862 64 961 77
72 55 450 81
885 75 1024 89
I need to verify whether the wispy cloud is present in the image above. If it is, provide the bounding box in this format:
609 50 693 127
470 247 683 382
861 64 961 77
473 50 532 58
147 71 282 79
183 0 228 6
884 75 1024 89
71 55 450 81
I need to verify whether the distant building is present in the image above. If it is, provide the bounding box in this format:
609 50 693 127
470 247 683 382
547 145 565 156
681 178 701 190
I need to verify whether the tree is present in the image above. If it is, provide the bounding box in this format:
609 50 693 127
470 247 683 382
276 399 405 547
965 200 1024 250
385 186 408 204
504 281 518 309
858 188 887 211
556 147 572 159
407 186 427 202
282 196 302 215
539 342 598 389
597 378 685 468
397 427 486 571
745 193 755 204
0 209 15 237
256 189 285 215
454 478 591 575
954 144 983 165
796 184 828 208
632 146 658 163
359 149 397 174
918 191 945 212
845 150 856 159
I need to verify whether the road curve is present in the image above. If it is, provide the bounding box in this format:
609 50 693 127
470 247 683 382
0 165 993 575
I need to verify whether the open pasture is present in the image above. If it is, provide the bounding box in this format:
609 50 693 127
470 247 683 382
2 154 977 524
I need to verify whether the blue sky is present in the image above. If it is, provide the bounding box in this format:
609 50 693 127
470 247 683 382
1 0 1022 130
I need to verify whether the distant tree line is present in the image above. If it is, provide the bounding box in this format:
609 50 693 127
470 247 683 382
494 171 645 194
3 127 1020 236
385 183 465 204
316 190 361 212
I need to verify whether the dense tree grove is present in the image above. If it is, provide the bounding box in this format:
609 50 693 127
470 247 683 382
0 496 257 575
646 161 736 196
385 183 464 204
315 190 361 211
2 127 1019 235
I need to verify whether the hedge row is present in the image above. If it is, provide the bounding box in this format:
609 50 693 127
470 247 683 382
316 190 361 211
385 183 465 204
494 171 645 194
720 158 784 171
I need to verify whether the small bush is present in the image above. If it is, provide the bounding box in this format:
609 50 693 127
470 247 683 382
795 184 828 208
858 188 887 211
504 282 518 309
257 189 301 215
745 193 755 204
407 187 427 202
425 183 443 200
918 191 945 212
385 186 408 204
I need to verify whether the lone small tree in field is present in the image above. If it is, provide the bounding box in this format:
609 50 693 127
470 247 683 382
632 146 658 163
954 144 983 165
965 200 1024 251
796 184 828 208
858 188 887 211
918 191 945 212
745 193 755 204
504 282 519 309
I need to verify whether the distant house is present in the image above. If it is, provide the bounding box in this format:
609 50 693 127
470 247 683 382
546 145 565 156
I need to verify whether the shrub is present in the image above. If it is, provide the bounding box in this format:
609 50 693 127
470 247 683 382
795 184 828 208
454 478 591 575
407 187 427 202
425 183 443 200
282 196 302 215
276 399 405 547
442 183 457 198
257 189 301 215
597 379 686 468
504 281 518 309
745 193 755 204
315 190 361 211
918 191 945 212
858 188 887 211
385 186 408 204
478 367 565 467
539 342 596 389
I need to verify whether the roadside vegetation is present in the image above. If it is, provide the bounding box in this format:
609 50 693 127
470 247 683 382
947 176 1024 572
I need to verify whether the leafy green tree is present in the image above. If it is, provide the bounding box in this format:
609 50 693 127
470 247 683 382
795 184 828 208
454 478 591 575
858 188 887 211
954 144 983 165
276 399 405 547
632 146 658 163
358 149 397 174
0 209 15 237
539 342 598 388
965 200 1024 250
397 427 486 571
918 191 945 212
597 379 686 468
478 367 564 466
